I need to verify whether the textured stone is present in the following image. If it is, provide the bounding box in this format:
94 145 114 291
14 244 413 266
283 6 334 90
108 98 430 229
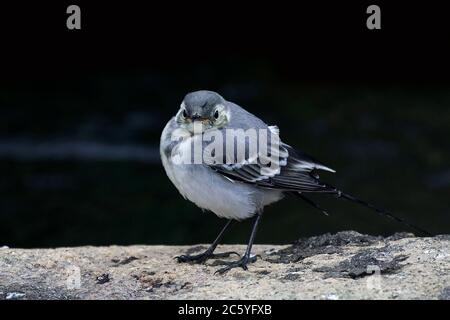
0 231 448 300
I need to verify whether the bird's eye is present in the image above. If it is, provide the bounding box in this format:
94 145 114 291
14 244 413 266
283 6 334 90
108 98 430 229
214 110 219 119
182 109 188 118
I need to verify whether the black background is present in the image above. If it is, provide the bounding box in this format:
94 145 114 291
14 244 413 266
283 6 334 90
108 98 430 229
1 1 449 248
2 2 450 81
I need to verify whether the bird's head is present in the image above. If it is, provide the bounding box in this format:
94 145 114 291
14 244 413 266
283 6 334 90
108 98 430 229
176 90 230 133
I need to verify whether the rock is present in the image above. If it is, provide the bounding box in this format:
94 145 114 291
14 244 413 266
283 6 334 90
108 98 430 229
313 246 409 279
0 231 448 300
95 273 111 285
5 292 26 300
439 287 450 300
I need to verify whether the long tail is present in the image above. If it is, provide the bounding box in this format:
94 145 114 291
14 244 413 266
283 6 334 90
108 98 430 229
332 188 433 236
292 192 329 216
293 181 432 236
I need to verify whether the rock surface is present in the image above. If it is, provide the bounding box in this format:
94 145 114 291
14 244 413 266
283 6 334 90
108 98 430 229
0 231 449 300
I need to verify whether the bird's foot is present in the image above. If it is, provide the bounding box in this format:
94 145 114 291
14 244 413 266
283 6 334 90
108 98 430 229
214 255 258 274
175 250 240 264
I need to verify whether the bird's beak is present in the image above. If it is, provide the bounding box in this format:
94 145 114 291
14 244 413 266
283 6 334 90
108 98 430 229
190 115 210 125
191 114 207 122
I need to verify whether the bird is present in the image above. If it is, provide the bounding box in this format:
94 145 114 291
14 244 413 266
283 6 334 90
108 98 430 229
160 90 430 274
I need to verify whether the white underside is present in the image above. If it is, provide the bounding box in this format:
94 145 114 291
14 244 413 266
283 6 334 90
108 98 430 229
160 124 283 220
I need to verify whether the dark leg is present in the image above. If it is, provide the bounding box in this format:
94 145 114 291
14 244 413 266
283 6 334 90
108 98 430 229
175 220 239 264
214 214 262 274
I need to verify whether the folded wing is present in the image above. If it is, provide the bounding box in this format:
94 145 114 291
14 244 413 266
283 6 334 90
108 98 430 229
208 127 336 193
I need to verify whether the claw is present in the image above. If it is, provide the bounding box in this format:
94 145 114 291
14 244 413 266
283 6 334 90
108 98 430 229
175 251 240 264
175 254 199 263
175 253 209 264
214 255 257 274
211 251 241 258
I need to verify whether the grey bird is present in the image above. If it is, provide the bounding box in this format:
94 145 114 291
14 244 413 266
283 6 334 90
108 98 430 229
160 90 430 274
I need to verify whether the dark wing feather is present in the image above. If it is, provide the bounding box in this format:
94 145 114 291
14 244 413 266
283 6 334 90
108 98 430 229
209 143 336 193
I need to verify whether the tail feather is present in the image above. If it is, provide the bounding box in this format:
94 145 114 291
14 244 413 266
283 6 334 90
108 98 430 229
335 190 432 236
293 192 329 216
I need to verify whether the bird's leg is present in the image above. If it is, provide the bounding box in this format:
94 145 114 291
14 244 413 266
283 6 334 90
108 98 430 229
214 214 262 274
175 220 239 264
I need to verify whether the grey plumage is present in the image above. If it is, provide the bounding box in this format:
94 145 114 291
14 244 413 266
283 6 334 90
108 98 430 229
161 90 431 273
160 90 334 221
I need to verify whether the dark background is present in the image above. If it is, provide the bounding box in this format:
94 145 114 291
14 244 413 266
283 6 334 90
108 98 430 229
1 2 449 248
